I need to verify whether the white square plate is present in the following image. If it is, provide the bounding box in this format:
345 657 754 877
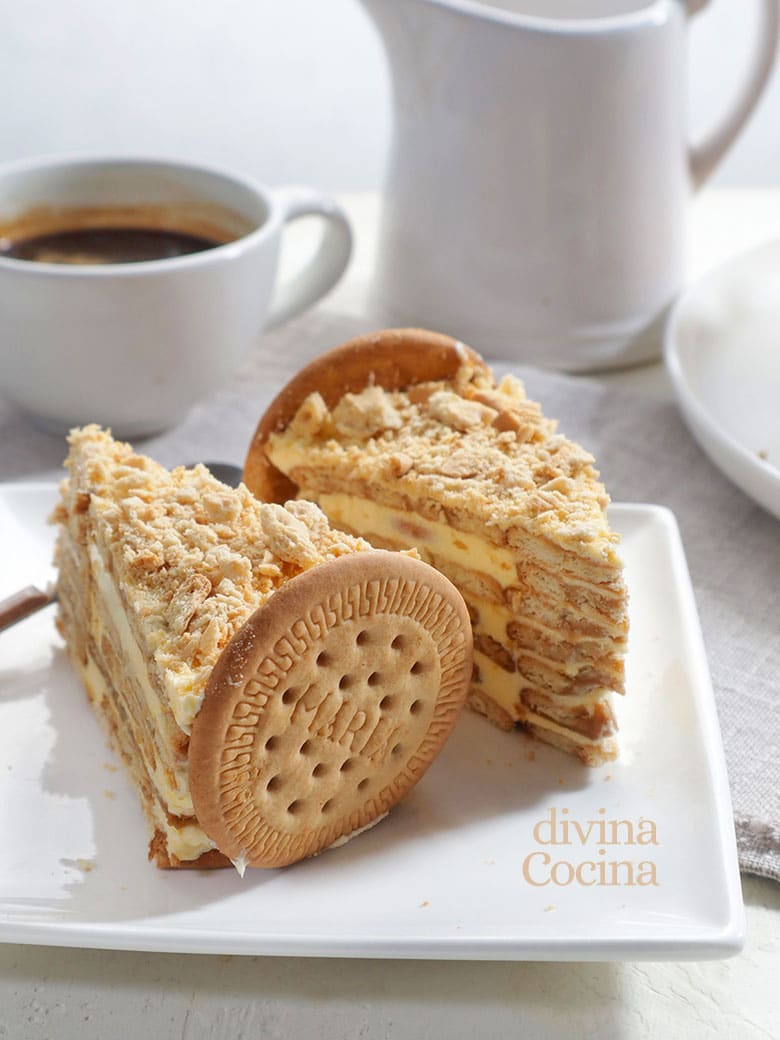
0 484 744 960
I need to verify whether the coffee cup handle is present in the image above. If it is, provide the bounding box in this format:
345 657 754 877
687 0 779 188
264 187 352 330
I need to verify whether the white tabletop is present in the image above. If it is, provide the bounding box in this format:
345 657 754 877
3 189 779 1039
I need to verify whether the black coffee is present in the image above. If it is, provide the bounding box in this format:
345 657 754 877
0 225 223 265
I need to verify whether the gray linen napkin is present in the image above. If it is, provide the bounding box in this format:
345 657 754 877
1 310 777 881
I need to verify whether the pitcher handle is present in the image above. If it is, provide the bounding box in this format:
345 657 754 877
687 0 779 188
264 187 352 330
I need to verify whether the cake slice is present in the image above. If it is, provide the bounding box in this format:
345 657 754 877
245 329 628 765
53 425 472 868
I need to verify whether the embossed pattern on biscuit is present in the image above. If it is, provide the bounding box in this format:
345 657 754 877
189 551 472 868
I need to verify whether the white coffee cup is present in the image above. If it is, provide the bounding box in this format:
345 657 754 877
363 0 778 371
0 154 352 435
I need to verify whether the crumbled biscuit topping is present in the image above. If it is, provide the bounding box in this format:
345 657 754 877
267 365 619 563
59 426 374 717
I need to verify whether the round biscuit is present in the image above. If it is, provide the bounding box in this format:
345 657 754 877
243 327 489 502
188 550 472 868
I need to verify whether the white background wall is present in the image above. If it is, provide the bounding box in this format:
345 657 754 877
0 0 777 191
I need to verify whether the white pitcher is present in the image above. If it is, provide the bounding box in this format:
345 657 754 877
362 0 778 370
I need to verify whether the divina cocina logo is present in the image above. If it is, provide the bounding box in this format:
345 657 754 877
522 807 659 887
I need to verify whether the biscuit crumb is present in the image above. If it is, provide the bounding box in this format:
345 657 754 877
435 449 484 479
260 503 321 568
407 383 438 405
332 385 403 438
420 900 429 908
61 857 95 873
387 452 414 478
166 573 212 635
427 390 497 431
289 391 329 439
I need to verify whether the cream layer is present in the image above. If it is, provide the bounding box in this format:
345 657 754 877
318 493 518 589
79 643 215 861
148 801 216 862
471 597 619 685
473 649 608 712
89 544 194 816
470 591 614 653
89 545 204 732
473 651 611 749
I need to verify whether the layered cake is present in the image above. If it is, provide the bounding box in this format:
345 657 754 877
245 329 628 765
53 425 472 868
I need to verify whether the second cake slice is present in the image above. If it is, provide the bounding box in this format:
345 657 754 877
245 329 628 765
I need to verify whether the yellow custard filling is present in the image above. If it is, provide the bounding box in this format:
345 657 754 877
149 807 216 862
473 652 608 748
89 545 204 733
316 493 518 589
79 648 213 859
89 546 196 816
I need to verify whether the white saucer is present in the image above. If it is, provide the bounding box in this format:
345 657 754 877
664 240 780 521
